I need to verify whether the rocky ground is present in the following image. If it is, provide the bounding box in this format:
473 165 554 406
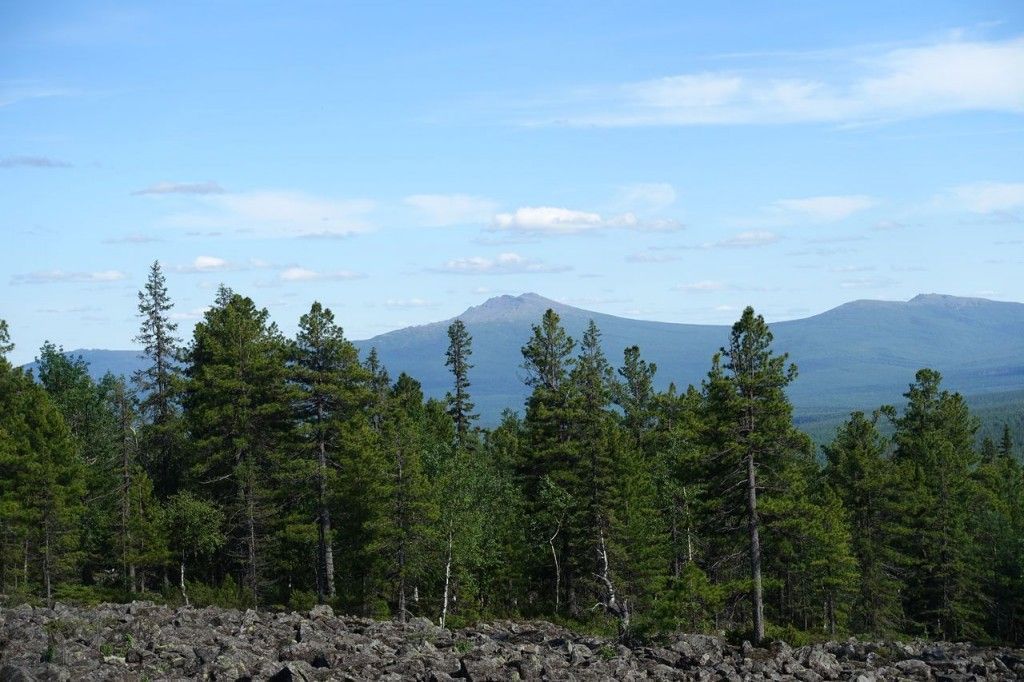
1 603 1022 681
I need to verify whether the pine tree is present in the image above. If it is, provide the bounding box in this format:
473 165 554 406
614 345 658 446
1000 423 1015 459
519 309 579 614
133 260 184 498
93 376 165 593
365 373 438 621
0 319 12 358
975 437 1024 643
823 412 906 635
701 307 803 643
292 301 372 603
445 319 478 449
891 369 984 640
0 344 84 605
184 286 294 606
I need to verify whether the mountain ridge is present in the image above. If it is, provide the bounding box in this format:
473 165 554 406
20 293 1024 437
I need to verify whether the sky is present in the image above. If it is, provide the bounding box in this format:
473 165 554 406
2 1 1023 365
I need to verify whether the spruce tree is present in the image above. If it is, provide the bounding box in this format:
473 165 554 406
701 307 803 643
0 344 84 605
445 319 478 449
823 412 906 635
365 373 438 621
891 369 983 639
133 260 184 498
519 309 579 614
184 286 294 606
292 301 371 603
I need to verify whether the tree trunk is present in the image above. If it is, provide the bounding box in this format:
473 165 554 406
180 559 190 607
440 527 453 628
746 451 765 643
549 521 561 613
316 424 335 602
245 476 259 608
44 524 53 608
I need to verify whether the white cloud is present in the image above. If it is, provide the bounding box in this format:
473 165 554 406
164 190 375 238
11 269 127 284
279 267 362 282
493 205 681 234
192 255 228 271
517 36 1024 126
133 181 224 195
436 252 570 275
403 194 498 226
772 195 877 222
675 280 726 293
950 181 1024 213
173 256 271 274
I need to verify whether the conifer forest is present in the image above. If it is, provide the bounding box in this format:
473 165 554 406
2 261 1022 647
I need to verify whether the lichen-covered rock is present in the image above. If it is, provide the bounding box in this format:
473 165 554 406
2 602 1022 680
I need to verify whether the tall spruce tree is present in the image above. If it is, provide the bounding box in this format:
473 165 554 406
184 286 294 607
701 307 803 643
823 412 906 635
445 319 478 449
520 309 579 614
365 373 438 621
292 301 371 603
1 340 84 605
890 369 983 639
133 260 184 498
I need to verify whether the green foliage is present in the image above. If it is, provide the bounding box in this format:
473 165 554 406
5 289 1024 647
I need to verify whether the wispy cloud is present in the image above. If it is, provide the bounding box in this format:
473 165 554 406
0 155 72 168
133 181 224 195
279 267 363 282
614 183 678 212
675 280 727 293
771 195 877 222
12 269 127 285
493 205 681 235
839 276 898 289
715 230 780 248
403 193 498 226
102 233 162 244
381 298 437 309
161 190 376 238
626 251 681 263
435 252 571 275
512 36 1024 127
949 181 1024 213
0 83 78 109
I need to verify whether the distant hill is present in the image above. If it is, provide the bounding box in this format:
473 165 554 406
23 293 1024 442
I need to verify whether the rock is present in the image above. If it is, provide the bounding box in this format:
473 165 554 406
308 604 333 620
3 603 1023 681
0 665 36 682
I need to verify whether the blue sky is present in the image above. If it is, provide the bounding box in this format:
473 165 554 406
2 1 1023 365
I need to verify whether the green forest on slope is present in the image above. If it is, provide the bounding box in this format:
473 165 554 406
1 261 1022 645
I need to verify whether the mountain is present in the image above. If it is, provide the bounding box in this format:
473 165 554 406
22 293 1024 438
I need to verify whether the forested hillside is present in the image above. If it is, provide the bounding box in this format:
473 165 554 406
29 291 1024 445
1 262 1022 645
